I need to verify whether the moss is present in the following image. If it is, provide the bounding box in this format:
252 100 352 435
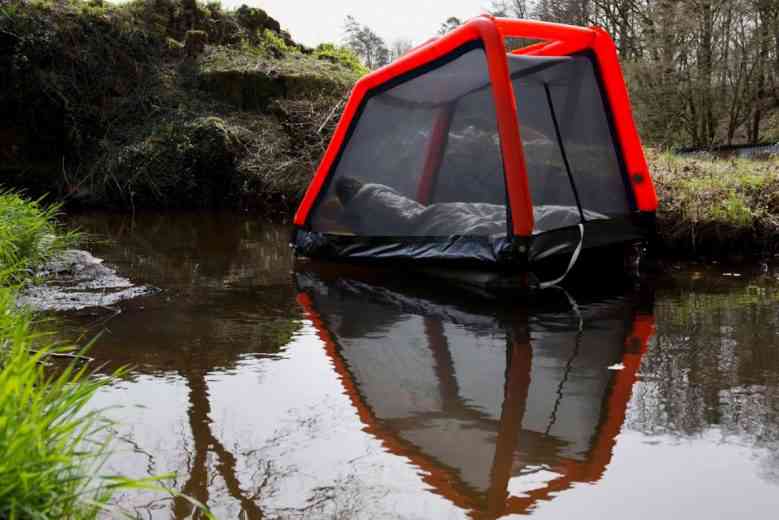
198 69 285 110
198 44 361 91
313 43 369 76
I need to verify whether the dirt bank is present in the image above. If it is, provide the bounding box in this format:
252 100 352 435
0 0 361 213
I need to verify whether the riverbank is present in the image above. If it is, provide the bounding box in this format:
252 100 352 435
0 0 361 212
651 150 779 258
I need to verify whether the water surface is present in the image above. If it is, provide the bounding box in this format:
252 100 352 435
60 211 779 519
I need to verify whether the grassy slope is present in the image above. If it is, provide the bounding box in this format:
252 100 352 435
650 150 779 257
0 0 361 212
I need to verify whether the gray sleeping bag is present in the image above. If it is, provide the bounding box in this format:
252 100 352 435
340 183 607 236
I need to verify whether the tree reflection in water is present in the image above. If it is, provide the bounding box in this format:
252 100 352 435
626 277 779 485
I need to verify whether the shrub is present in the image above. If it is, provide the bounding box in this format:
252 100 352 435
314 43 369 76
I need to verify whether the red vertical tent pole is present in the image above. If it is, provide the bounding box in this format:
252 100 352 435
473 17 535 237
591 29 657 211
417 105 454 205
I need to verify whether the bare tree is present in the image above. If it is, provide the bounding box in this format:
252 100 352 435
438 16 463 35
468 0 779 147
343 15 390 70
389 38 414 61
489 0 532 17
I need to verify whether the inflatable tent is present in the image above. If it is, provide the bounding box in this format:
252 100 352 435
296 266 655 517
292 17 657 283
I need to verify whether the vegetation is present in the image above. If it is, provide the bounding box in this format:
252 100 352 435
0 191 213 518
343 15 391 69
0 305 110 520
0 192 101 518
1 0 777 256
650 150 779 256
0 0 363 212
488 0 779 148
0 192 74 281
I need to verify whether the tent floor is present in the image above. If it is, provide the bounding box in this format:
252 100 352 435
295 242 643 296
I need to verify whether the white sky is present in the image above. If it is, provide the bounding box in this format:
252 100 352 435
218 1 495 47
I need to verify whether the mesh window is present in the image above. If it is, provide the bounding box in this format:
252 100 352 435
549 58 629 216
510 54 630 232
430 88 505 205
310 45 508 237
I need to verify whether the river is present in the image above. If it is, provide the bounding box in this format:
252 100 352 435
55 211 779 519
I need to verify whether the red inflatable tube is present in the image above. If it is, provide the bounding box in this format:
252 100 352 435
293 15 657 235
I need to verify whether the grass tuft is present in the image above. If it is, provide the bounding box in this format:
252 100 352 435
0 296 112 519
0 191 77 283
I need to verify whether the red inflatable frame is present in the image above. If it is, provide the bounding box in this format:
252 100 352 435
294 16 657 238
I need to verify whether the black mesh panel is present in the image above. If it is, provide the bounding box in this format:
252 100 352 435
310 45 508 238
430 88 505 205
549 58 629 216
513 78 579 233
510 54 630 233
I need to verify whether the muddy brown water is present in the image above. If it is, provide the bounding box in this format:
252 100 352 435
54 211 779 519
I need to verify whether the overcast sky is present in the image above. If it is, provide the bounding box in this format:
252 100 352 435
218 1 494 47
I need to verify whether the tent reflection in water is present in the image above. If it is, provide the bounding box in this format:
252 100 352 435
296 269 655 517
293 17 657 287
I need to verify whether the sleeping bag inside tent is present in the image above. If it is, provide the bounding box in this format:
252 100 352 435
292 17 657 279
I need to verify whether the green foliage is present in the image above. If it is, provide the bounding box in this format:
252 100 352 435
651 150 779 256
0 301 111 519
314 43 369 76
0 191 76 283
260 27 290 56
0 190 104 519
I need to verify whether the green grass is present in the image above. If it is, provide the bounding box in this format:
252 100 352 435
0 294 113 519
0 191 213 519
0 191 76 282
199 41 363 88
650 150 779 256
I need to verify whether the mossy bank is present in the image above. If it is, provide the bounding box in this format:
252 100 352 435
0 0 363 213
